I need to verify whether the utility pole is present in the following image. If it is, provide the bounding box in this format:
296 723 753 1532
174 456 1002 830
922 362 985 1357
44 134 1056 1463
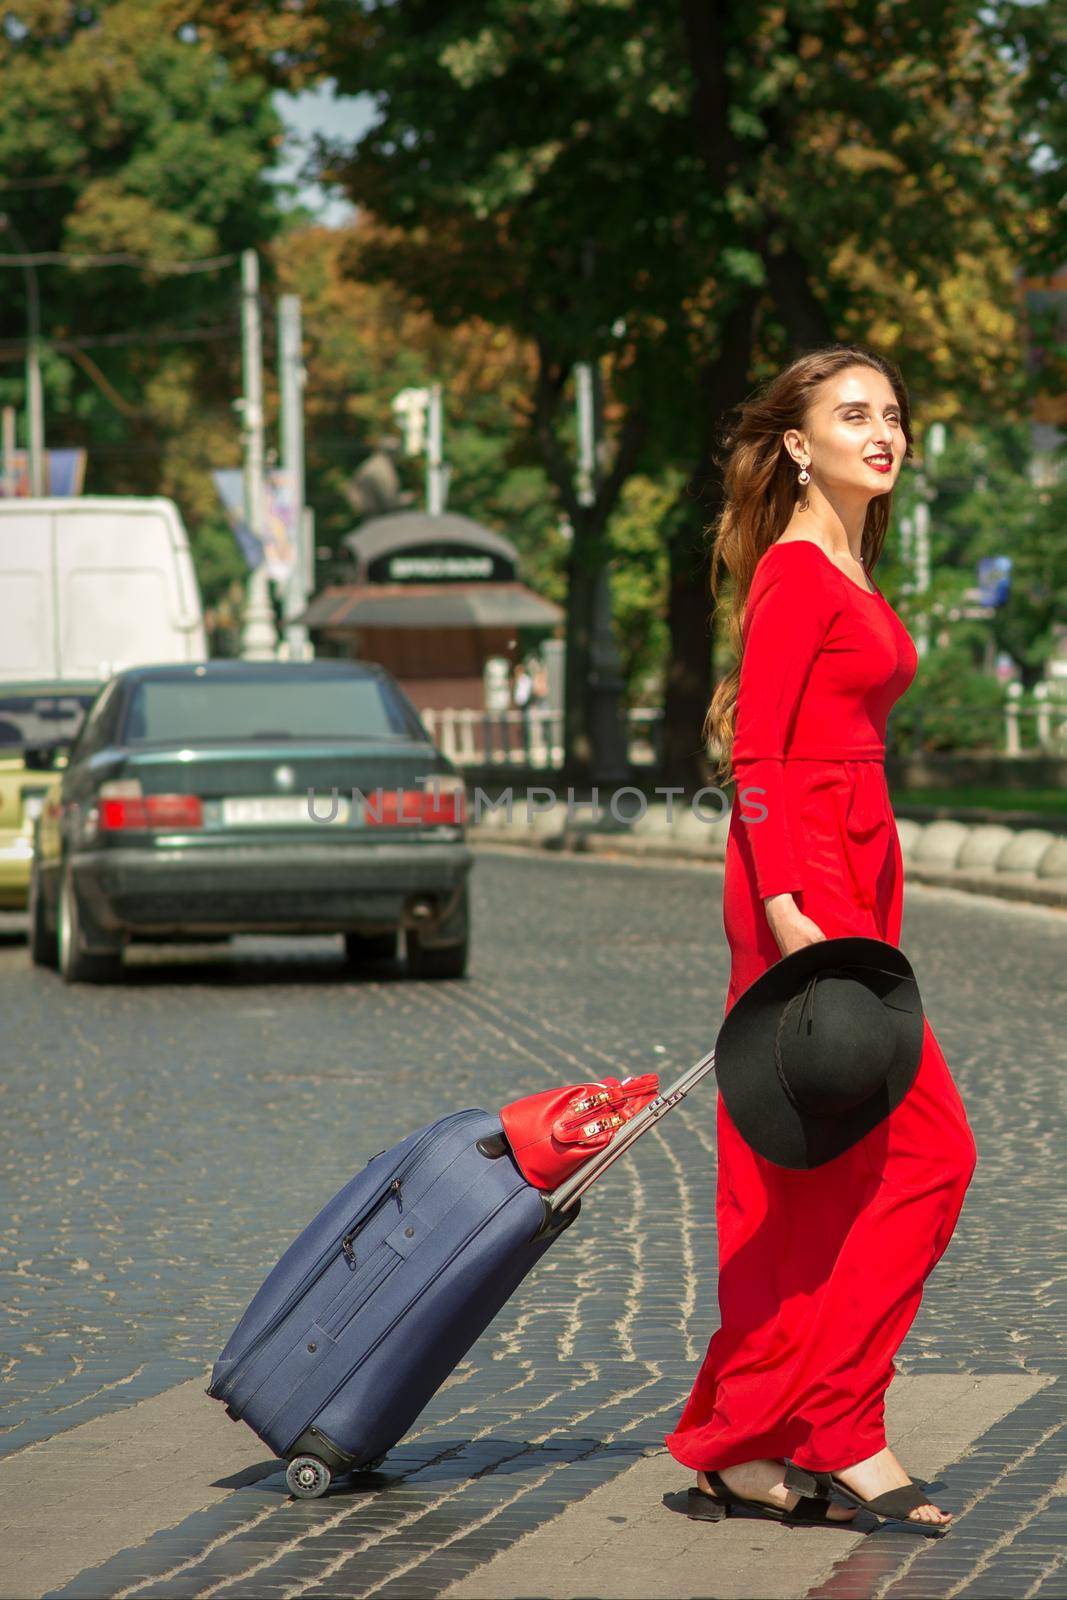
575 364 596 508
2 406 16 497
0 215 45 494
239 249 276 660
27 321 44 496
278 292 311 659
911 423 945 661
912 499 931 659
426 383 446 515
574 359 629 783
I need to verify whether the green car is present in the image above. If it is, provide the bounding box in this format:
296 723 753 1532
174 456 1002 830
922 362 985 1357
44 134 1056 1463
30 660 472 983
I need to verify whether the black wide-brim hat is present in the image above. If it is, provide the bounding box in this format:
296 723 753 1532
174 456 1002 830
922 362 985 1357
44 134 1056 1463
714 936 925 1171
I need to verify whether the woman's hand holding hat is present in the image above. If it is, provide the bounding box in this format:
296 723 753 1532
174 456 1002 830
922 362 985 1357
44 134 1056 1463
763 892 829 958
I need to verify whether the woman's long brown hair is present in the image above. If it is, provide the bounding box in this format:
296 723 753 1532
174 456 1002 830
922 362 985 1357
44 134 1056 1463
703 344 914 783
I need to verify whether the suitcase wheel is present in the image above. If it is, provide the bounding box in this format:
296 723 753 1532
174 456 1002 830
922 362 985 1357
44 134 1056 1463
286 1455 332 1499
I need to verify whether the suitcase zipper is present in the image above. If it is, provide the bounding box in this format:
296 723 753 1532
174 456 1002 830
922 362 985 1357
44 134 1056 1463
213 1110 486 1401
282 1184 522 1450
323 1134 509 1338
341 1179 401 1270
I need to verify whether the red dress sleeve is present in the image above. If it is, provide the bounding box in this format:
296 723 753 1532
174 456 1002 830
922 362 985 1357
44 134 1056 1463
730 548 837 901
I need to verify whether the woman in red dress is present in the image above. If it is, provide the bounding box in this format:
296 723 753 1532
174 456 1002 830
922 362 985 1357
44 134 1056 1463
663 346 978 1531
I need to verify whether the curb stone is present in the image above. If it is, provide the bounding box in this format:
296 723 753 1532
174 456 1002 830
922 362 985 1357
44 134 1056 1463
469 807 1067 910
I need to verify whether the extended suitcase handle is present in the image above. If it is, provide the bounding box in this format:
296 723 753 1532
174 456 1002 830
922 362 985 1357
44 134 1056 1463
545 1045 717 1217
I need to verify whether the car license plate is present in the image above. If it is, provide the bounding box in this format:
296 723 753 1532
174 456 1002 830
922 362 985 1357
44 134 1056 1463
221 795 352 826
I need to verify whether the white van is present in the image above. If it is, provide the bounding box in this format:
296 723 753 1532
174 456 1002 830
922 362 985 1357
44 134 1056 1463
0 496 206 682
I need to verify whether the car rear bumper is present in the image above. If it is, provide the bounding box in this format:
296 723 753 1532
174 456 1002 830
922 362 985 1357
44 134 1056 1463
67 839 473 937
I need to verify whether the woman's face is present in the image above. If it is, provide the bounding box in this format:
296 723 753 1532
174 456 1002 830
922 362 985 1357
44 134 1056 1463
785 365 906 497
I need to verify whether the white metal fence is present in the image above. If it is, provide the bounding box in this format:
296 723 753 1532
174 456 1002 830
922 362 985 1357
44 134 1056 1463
422 688 1067 769
1005 683 1067 756
420 706 664 768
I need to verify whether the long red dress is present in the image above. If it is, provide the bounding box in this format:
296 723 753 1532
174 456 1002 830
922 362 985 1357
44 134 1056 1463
664 538 978 1475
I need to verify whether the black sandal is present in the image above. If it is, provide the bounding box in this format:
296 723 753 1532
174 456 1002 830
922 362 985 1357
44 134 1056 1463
686 1465 859 1528
784 1463 952 1537
785 1460 948 1500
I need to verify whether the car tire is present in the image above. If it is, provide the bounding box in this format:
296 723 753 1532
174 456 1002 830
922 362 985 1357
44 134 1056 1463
406 887 469 981
57 867 122 984
28 862 58 969
407 930 469 980
343 930 399 965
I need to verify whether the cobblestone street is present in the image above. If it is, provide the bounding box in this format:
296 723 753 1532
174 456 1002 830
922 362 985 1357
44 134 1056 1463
1 846 1065 1599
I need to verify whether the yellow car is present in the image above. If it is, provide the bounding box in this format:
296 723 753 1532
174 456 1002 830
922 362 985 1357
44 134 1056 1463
0 685 96 910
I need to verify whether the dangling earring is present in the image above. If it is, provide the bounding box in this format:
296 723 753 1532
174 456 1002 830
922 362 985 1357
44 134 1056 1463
798 460 811 485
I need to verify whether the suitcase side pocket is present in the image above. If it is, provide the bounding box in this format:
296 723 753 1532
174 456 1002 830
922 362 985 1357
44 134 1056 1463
269 1186 522 1454
321 1243 401 1340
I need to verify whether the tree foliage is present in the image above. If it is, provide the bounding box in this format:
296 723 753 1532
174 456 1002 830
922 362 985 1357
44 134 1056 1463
317 0 1060 780
271 219 565 600
0 0 316 602
0 0 1061 756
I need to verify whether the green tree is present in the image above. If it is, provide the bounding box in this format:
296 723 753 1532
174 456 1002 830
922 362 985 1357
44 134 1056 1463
606 471 680 708
317 1 1057 783
0 0 317 603
271 221 564 605
920 423 1067 687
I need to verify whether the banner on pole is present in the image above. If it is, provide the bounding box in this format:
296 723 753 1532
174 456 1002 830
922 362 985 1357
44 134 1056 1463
0 448 87 497
262 468 297 584
212 469 263 570
977 555 1012 609
213 467 296 581
47 449 87 496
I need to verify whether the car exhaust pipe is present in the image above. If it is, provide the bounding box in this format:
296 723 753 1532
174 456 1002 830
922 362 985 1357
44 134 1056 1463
408 899 435 922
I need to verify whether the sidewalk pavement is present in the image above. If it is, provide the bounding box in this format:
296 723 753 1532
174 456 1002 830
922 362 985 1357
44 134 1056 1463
2 1369 1058 1600
444 1373 1058 1600
468 800 1067 910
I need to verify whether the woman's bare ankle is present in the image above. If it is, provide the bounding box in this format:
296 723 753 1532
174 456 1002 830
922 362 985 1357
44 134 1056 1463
697 1459 857 1520
696 1460 773 1500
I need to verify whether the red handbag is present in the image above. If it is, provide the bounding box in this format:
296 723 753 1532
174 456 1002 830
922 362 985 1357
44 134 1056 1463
499 1073 661 1190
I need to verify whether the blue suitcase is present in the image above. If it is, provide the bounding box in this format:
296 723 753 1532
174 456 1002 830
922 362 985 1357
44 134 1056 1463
207 1052 715 1497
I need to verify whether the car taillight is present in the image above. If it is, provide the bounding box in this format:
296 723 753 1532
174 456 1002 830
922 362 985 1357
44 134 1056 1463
426 778 466 825
363 779 466 827
98 781 203 831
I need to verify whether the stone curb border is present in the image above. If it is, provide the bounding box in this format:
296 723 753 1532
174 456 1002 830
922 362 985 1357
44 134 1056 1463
469 805 1067 910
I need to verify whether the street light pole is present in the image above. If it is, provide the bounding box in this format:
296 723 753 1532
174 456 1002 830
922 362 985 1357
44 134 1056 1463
426 383 445 515
574 358 629 783
2 406 16 498
575 363 596 510
912 423 945 661
278 292 311 659
239 248 277 660
0 214 45 495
